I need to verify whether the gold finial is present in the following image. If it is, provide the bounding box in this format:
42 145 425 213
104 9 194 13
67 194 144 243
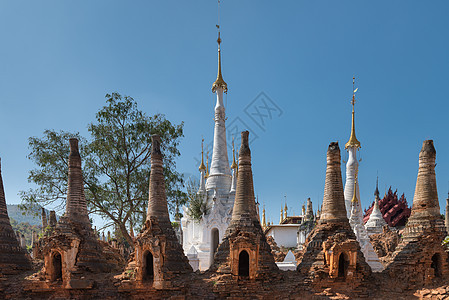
211 1 227 93
302 204 306 215
280 207 284 223
351 172 359 204
231 137 237 169
262 205 266 228
345 76 361 149
205 151 210 178
199 138 206 171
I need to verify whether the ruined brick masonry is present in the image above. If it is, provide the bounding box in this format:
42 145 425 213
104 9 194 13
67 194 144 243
2 138 449 299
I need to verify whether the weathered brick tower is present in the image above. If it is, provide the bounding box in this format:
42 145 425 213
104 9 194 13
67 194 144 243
125 134 192 289
385 140 448 284
209 131 278 280
297 142 370 287
40 138 114 288
0 158 31 275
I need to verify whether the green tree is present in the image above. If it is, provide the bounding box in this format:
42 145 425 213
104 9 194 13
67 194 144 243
185 176 210 221
20 93 186 246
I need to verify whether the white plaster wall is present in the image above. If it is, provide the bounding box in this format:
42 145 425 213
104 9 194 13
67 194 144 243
267 225 300 248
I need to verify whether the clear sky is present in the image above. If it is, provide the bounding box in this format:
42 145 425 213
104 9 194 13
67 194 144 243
1 1 448 228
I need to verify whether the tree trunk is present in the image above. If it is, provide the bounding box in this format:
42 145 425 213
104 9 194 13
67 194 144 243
118 221 134 247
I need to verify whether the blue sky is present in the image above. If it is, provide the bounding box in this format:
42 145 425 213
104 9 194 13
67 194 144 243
0 1 448 227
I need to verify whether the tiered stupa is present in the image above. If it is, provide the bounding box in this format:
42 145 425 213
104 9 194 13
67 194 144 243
342 79 383 271
209 131 278 280
364 179 387 235
39 139 114 288
305 197 314 221
385 140 448 284
297 142 371 286
181 27 236 270
122 135 192 289
0 158 31 275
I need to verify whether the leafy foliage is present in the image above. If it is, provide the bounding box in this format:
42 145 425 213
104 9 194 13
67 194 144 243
19 93 186 245
185 177 210 221
10 218 41 250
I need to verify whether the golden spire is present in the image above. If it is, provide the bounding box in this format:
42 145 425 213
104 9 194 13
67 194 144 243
262 205 266 228
211 2 228 94
351 173 359 205
302 204 306 215
199 138 206 171
280 207 284 223
205 151 210 178
345 76 361 149
230 137 237 169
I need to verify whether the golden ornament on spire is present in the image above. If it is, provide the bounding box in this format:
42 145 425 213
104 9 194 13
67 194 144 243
199 138 206 171
211 24 228 93
205 151 210 178
351 173 359 204
345 76 361 149
262 205 266 228
230 137 237 169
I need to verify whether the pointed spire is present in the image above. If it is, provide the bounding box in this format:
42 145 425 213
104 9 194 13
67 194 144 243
66 138 89 223
319 142 349 224
262 205 266 228
231 131 258 221
146 135 170 223
374 175 380 197
408 140 440 221
199 138 206 171
0 158 10 221
205 151 210 178
230 137 237 169
351 175 359 205
211 24 227 93
345 77 361 149
280 207 284 224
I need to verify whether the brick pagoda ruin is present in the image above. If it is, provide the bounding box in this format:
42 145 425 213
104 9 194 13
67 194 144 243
209 131 279 280
37 138 115 288
297 142 371 287
121 134 192 289
385 140 448 285
0 158 31 276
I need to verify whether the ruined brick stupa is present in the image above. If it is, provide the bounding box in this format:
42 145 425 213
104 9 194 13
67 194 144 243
39 138 114 288
0 159 31 275
386 140 448 284
209 131 278 280
297 142 371 285
123 134 192 289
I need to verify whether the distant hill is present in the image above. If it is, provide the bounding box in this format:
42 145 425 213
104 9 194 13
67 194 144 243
7 204 50 226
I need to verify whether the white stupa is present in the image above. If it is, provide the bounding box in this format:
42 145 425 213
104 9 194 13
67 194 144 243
365 179 387 236
181 29 236 271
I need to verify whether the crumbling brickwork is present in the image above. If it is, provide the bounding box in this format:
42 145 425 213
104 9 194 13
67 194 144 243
209 131 279 281
385 140 449 286
119 135 191 290
0 159 31 275
297 142 371 289
35 139 116 289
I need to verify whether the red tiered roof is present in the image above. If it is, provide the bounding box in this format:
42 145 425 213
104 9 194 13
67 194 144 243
363 187 411 227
